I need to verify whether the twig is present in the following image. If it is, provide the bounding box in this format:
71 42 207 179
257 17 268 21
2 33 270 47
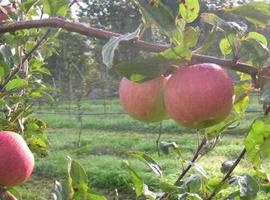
0 18 258 78
175 137 207 185
0 29 51 93
206 148 246 200
156 122 162 156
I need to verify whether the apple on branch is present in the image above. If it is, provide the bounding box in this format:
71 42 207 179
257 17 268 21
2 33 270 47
165 63 234 129
119 76 168 123
0 131 34 186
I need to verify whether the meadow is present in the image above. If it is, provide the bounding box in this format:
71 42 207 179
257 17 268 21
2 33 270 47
17 96 270 199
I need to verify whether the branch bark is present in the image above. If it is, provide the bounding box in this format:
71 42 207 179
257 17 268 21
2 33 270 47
206 148 246 200
0 18 258 78
175 137 207 185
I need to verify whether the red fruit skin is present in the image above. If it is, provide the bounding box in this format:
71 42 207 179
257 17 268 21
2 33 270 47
164 63 234 128
0 131 34 186
0 6 16 21
119 77 168 123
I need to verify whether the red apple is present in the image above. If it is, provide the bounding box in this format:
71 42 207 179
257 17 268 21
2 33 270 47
119 76 168 123
164 63 234 128
0 6 16 21
0 131 35 186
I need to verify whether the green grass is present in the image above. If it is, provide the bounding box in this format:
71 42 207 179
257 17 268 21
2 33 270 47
18 96 268 199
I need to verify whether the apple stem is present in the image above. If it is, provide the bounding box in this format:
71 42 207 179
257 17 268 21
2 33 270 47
156 122 163 156
174 137 207 185
206 148 246 200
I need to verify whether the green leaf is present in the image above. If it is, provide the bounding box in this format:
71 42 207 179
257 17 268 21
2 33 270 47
132 0 182 45
160 181 184 194
245 117 270 168
179 0 200 23
0 59 10 82
87 190 107 200
68 158 88 186
160 43 192 61
115 54 168 83
246 32 268 46
22 0 40 13
102 25 142 68
178 192 203 200
184 174 202 193
237 174 259 198
122 160 144 197
223 2 270 28
200 13 243 34
183 27 200 48
129 151 162 177
261 83 270 103
27 137 48 157
5 79 28 92
220 160 235 174
205 114 242 139
234 96 249 114
239 38 269 68
159 141 181 156
219 38 232 56
42 0 68 16
0 45 15 68
194 27 217 54
234 82 252 99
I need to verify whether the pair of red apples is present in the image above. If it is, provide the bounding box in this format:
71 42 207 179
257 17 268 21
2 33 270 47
119 63 234 128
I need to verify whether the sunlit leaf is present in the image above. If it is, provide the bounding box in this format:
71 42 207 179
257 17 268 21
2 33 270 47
129 151 162 177
87 190 107 200
205 114 242 139
246 32 268 46
42 0 69 16
122 160 144 197
179 0 200 23
245 117 270 168
5 79 28 92
223 2 270 28
219 37 232 56
160 43 192 61
234 96 249 114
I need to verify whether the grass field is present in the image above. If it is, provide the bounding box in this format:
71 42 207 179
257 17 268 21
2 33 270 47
17 96 269 199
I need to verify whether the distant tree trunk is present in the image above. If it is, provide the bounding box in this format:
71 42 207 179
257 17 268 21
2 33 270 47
68 65 74 101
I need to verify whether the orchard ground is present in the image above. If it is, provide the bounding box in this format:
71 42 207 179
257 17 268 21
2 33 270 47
18 95 269 199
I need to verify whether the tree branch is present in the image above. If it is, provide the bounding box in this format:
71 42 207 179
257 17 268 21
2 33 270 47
0 29 51 93
0 17 258 78
206 148 246 200
175 137 207 185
